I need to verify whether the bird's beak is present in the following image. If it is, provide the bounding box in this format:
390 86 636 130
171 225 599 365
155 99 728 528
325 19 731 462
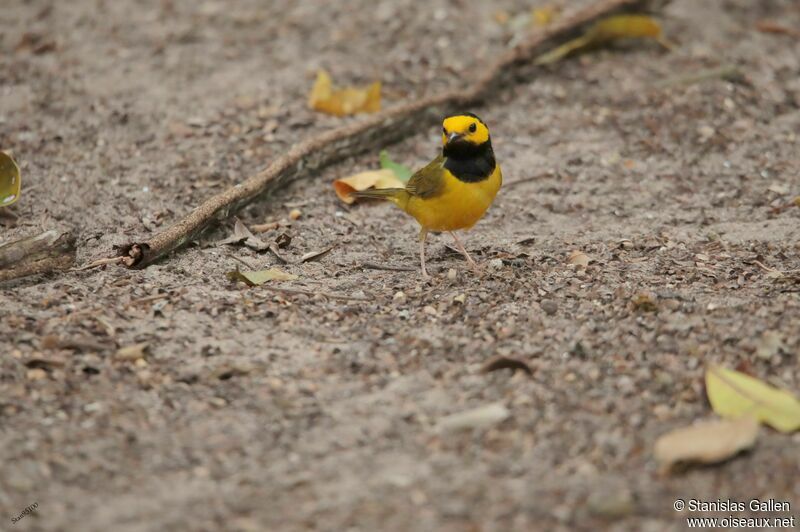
447 132 462 143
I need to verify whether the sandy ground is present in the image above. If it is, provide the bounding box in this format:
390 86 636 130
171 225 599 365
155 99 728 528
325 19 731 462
2 0 799 530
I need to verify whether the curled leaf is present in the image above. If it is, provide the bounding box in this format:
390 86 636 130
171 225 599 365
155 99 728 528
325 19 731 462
0 151 21 207
308 70 381 117
227 268 298 286
706 366 800 433
379 150 413 183
654 417 759 472
535 14 667 65
333 169 404 204
300 246 334 263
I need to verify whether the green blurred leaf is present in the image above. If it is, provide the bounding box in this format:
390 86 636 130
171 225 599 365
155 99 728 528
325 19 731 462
379 150 413 183
227 267 298 286
0 151 21 207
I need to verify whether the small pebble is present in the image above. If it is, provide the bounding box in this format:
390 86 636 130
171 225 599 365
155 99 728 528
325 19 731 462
541 300 558 315
454 293 466 304
289 208 302 220
447 268 457 280
488 258 504 271
27 368 47 381
393 291 407 303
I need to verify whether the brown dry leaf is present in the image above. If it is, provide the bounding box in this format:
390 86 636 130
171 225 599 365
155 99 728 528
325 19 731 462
479 355 533 377
333 169 404 204
535 14 667 65
654 417 759 473
218 218 269 251
567 250 590 267
308 70 381 117
227 268 298 286
115 342 149 361
706 366 800 433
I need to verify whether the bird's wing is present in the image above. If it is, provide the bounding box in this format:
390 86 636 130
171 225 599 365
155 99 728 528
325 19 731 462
405 155 446 199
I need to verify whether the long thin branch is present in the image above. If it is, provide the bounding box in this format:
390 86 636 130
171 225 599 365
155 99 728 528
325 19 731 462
112 0 661 269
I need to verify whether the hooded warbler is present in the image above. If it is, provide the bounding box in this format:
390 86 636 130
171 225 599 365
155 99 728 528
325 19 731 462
351 113 502 277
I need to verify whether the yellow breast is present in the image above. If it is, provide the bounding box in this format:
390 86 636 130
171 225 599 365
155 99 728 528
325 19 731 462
405 164 502 232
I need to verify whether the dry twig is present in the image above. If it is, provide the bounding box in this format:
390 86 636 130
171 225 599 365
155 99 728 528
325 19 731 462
0 229 76 283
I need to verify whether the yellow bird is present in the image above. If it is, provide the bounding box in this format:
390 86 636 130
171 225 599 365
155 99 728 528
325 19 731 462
352 113 502 277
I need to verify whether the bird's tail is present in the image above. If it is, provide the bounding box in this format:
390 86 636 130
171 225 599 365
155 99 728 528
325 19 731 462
349 188 406 203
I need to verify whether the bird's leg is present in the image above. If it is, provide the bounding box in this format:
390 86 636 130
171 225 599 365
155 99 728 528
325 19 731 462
449 231 480 272
419 227 429 278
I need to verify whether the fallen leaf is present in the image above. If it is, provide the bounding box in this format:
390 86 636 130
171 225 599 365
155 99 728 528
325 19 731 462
631 292 657 312
300 246 334 263
24 357 65 370
567 250 590 267
333 168 404 204
535 14 667 65
227 268 298 286
755 20 800 39
275 232 292 249
589 14 664 42
532 6 558 27
115 342 149 361
654 417 759 472
767 183 789 195
379 150 413 183
269 243 292 264
437 403 510 432
706 366 800 433
0 151 21 207
218 218 269 251
479 355 533 377
308 70 381 117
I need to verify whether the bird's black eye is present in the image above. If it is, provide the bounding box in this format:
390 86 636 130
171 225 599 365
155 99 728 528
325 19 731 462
469 123 477 133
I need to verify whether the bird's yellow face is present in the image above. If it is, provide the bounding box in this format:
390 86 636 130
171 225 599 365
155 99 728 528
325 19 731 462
442 114 490 147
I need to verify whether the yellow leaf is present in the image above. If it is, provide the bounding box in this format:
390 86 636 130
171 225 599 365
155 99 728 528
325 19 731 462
308 70 381 117
654 417 759 472
227 268 298 286
706 366 800 433
532 6 558 27
333 168 404 204
535 14 666 65
589 14 662 42
0 151 21 207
